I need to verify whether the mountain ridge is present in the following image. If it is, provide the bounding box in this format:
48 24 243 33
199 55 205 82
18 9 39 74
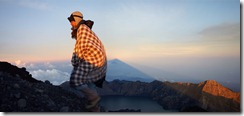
97 79 240 112
200 80 240 103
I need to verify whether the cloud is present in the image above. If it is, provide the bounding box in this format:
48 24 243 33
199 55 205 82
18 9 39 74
25 61 72 85
197 22 240 57
199 22 240 41
1 0 51 10
26 63 36 69
21 0 49 10
14 60 26 67
132 42 204 59
30 69 69 85
43 62 55 69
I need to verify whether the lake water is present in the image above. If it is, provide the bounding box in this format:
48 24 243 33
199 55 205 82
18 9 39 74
100 95 167 112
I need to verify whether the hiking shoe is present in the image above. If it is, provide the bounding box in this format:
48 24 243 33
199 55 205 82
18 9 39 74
87 104 101 112
85 97 101 109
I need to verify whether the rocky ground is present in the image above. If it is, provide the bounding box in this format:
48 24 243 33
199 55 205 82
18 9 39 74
0 61 141 112
0 62 87 112
0 73 87 112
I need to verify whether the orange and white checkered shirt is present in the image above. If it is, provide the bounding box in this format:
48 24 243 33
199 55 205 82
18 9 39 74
70 24 107 87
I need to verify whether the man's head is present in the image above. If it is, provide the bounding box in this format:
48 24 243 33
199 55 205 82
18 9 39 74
68 11 83 29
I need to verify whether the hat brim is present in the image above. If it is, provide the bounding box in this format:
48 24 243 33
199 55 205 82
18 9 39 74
67 15 75 22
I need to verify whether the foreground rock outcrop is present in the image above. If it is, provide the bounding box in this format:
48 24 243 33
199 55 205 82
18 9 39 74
0 61 86 112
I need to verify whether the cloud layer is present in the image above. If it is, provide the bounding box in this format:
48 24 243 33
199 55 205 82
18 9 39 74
30 69 69 85
15 61 73 85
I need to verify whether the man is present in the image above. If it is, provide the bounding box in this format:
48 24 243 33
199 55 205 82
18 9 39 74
67 11 107 112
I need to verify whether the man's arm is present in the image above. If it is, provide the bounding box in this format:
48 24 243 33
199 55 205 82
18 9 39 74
71 53 79 66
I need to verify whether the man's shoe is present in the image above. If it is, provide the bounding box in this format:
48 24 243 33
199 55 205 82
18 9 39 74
85 97 101 109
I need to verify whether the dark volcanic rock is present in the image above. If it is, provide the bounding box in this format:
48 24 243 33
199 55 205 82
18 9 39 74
108 109 141 112
0 61 41 83
0 61 87 112
180 106 207 112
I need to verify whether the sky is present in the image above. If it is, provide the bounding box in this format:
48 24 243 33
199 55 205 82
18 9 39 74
0 0 241 88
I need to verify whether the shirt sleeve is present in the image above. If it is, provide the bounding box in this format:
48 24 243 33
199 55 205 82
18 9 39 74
71 52 79 66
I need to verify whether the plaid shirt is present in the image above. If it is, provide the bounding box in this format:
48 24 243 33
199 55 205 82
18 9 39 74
70 24 107 87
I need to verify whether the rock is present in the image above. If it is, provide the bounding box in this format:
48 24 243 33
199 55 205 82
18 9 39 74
35 89 44 93
180 106 207 112
13 83 20 89
0 61 86 112
108 109 141 112
45 80 52 85
47 98 56 107
18 99 26 108
14 93 21 98
60 106 69 112
0 61 41 83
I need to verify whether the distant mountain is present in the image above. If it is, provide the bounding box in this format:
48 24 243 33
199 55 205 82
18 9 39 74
106 59 154 82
